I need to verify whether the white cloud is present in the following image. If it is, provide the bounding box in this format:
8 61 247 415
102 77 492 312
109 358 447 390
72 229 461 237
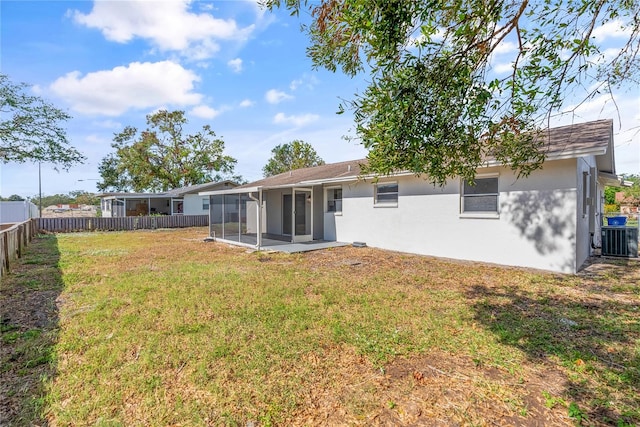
227 58 243 73
239 99 254 108
593 47 627 64
181 39 222 61
92 119 122 129
289 78 303 91
592 19 633 43
71 0 254 60
289 74 319 91
273 112 319 127
190 105 221 119
493 40 518 56
50 61 202 116
85 134 110 144
265 89 293 104
492 61 514 74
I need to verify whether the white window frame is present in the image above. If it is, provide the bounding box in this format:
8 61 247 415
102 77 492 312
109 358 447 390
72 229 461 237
202 197 210 211
374 181 398 207
325 186 343 214
460 174 499 218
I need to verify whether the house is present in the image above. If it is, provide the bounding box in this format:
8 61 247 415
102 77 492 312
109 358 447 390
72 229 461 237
200 120 627 274
100 181 238 218
615 192 640 217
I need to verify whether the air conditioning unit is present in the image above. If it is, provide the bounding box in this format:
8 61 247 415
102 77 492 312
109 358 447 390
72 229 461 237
601 227 639 257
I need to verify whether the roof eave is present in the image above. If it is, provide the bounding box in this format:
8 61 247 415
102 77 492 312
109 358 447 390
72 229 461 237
598 172 626 187
200 186 261 196
101 193 174 199
481 145 610 169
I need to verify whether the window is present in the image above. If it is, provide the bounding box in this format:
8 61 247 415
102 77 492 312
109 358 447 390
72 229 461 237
202 197 210 210
375 182 398 206
326 187 342 212
461 177 499 214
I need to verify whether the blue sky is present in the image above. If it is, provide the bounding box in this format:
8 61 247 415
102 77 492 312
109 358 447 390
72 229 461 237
1 0 638 198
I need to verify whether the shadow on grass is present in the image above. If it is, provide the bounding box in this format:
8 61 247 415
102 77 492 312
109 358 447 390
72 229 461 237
467 263 640 426
0 234 62 426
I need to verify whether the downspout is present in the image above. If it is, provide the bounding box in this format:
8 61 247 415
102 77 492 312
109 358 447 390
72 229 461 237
249 191 262 249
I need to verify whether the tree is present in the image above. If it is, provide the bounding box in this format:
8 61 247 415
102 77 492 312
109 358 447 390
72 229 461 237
26 192 99 207
620 174 640 199
604 186 618 205
604 173 640 209
263 140 325 177
31 193 75 207
610 173 640 200
98 110 238 192
97 153 133 192
0 194 25 201
0 74 85 169
69 190 100 206
264 0 639 185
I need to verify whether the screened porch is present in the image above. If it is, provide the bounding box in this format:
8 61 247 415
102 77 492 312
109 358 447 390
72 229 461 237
206 186 321 249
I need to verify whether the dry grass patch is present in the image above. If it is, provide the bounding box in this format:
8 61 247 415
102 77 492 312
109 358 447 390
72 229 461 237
1 227 639 426
1 234 63 425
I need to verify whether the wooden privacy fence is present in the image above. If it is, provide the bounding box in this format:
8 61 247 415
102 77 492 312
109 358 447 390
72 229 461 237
35 215 209 233
1 219 37 282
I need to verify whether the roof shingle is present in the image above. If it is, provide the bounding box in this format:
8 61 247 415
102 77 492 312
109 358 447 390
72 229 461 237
239 120 613 188
237 159 368 189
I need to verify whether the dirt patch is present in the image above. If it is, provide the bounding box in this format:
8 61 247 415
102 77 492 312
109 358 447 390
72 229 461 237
289 348 570 426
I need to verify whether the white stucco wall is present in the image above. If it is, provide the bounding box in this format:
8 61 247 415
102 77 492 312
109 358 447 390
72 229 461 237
312 185 324 240
183 194 209 215
330 159 580 273
265 189 285 235
246 200 266 234
324 212 337 241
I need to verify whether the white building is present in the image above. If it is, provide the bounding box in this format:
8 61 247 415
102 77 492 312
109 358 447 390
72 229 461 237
0 200 39 224
202 120 626 273
100 181 238 218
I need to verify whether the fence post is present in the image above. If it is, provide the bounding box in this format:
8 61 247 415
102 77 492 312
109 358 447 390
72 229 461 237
2 231 8 273
17 225 23 258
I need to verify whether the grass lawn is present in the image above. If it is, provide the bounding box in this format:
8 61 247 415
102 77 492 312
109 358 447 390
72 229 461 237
1 227 639 426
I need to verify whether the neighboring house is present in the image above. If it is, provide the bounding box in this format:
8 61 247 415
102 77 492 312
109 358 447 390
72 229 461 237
615 192 640 216
201 120 626 274
100 181 238 218
0 200 39 224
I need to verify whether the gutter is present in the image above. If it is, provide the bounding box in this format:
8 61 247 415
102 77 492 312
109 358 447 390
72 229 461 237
199 186 261 196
